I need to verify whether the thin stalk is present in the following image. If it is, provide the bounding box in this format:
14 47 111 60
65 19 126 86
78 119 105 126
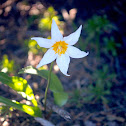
96 32 100 57
44 62 54 113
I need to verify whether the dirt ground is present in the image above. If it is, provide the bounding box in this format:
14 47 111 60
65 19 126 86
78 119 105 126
0 0 126 126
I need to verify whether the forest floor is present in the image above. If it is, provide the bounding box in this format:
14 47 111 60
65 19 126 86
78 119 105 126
0 0 126 126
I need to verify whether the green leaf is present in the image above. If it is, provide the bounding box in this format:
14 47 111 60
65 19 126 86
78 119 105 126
101 96 108 104
19 66 68 106
0 96 42 117
0 72 38 106
19 66 63 92
83 94 95 102
53 92 68 107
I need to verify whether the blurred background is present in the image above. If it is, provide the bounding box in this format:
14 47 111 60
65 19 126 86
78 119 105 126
0 0 126 125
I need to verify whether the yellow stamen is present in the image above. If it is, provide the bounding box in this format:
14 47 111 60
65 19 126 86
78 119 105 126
52 41 68 56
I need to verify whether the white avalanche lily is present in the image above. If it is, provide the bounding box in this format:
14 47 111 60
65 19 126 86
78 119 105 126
31 19 89 76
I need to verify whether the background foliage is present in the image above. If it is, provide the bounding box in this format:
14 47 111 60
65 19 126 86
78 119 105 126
0 0 126 125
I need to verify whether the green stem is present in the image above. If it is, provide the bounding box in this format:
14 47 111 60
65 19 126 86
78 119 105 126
44 62 54 113
96 32 100 57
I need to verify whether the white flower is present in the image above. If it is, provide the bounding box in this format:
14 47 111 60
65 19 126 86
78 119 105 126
31 19 89 76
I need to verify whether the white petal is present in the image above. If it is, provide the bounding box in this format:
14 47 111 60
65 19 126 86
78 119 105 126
56 54 70 76
66 45 89 58
37 48 57 68
51 19 63 42
64 25 82 45
31 37 54 48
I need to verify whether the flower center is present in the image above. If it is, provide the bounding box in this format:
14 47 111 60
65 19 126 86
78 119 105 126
52 41 68 56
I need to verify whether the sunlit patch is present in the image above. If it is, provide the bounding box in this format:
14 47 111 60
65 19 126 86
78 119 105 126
26 101 31 105
24 67 38 74
0 117 5 122
54 65 59 72
22 105 34 115
1 67 8 73
52 41 68 56
35 95 40 100
3 121 9 126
